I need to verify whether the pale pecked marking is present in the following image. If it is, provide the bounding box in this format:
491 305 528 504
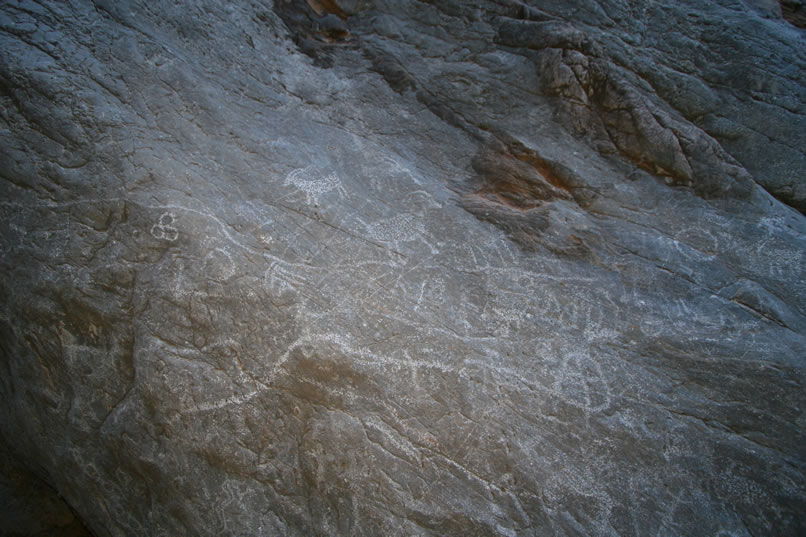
151 212 179 241
283 167 347 205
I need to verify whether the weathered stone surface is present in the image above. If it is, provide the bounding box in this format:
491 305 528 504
783 0 806 27
0 0 804 536
0 444 92 537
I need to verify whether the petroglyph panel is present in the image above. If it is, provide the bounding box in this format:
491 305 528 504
2 1 805 536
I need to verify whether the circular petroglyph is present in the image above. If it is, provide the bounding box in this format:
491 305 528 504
151 212 178 241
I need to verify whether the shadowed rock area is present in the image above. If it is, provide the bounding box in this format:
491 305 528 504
0 0 804 535
0 443 92 537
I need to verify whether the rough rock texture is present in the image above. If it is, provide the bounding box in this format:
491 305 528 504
1 0 805 536
0 443 92 537
783 0 806 27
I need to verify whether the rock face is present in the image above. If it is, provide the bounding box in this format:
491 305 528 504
1 0 805 535
0 444 92 537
